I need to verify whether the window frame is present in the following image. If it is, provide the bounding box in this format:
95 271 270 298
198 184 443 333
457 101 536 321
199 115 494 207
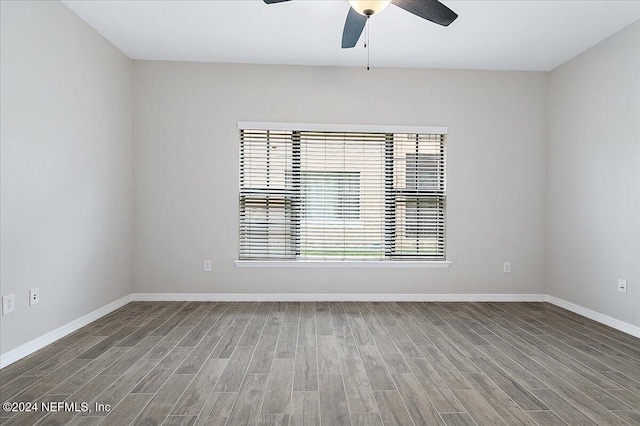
236 122 451 268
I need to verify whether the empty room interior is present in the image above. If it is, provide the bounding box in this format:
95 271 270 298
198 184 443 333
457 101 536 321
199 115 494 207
1 0 640 425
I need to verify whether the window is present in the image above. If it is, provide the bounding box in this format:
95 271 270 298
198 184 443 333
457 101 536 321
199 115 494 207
301 171 360 220
239 124 447 261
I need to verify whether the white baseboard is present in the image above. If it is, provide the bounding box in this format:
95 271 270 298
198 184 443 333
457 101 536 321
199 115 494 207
546 295 640 338
0 294 133 369
132 293 547 302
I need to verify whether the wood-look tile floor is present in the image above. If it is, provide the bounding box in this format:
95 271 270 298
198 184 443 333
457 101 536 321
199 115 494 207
1 302 640 426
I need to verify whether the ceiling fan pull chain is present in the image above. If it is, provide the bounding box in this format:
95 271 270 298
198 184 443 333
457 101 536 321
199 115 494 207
366 16 370 70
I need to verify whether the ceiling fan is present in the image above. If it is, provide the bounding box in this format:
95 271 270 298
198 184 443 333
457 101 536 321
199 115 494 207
263 0 458 48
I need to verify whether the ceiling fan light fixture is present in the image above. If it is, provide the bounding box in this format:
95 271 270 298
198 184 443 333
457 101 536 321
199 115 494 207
348 0 391 16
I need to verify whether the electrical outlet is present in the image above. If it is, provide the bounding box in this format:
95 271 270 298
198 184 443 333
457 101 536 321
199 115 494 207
2 294 16 315
203 260 212 272
618 279 627 294
29 288 40 306
503 262 511 274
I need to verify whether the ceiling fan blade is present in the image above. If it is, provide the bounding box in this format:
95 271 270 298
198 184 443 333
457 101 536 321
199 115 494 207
392 0 458 26
342 7 368 48
263 0 291 3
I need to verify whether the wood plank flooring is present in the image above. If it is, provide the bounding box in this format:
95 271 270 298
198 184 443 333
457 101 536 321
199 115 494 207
1 301 640 425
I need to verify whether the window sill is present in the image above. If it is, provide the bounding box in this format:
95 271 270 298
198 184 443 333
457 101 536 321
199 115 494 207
234 260 451 268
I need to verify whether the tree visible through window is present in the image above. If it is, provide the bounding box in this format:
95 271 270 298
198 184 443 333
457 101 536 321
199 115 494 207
239 127 447 261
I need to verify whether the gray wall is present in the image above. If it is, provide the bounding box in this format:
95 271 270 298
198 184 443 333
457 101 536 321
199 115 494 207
547 21 640 327
0 1 133 353
133 61 548 295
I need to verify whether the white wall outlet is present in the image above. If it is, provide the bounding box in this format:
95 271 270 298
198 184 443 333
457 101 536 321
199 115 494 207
29 288 40 306
618 279 627 294
2 294 16 315
503 262 511 274
203 260 212 272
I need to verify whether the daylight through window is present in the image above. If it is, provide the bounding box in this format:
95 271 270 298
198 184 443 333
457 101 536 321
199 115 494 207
239 125 447 261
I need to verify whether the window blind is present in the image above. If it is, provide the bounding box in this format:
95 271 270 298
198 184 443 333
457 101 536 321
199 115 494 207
239 127 446 261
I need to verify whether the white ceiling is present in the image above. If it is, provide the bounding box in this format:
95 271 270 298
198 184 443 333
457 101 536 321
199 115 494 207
62 0 640 71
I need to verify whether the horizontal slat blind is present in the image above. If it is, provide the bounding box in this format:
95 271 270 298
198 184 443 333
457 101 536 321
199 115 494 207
390 133 447 259
239 128 446 261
